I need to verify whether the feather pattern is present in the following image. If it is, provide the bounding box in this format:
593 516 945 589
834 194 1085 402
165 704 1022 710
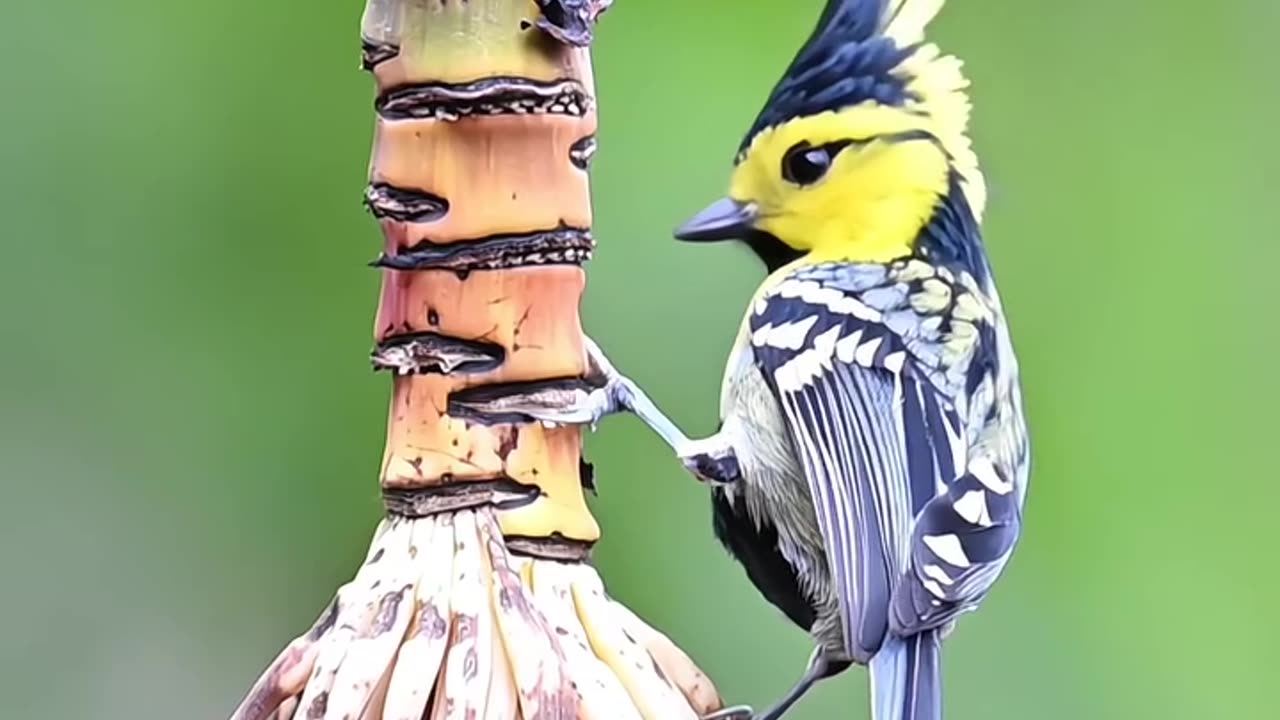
683 5 1027 718
740 0 914 152
881 0 944 44
738 0 986 219
744 259 1025 664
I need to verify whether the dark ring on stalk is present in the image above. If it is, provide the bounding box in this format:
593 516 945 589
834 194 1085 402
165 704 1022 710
373 226 594 273
363 182 449 223
376 77 593 121
447 377 600 426
360 38 399 71
505 533 595 562
383 477 541 518
372 332 505 375
534 0 613 48
569 135 598 170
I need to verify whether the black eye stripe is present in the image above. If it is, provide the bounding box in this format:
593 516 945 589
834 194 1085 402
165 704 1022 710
817 139 855 155
833 129 941 148
779 130 940 185
879 129 940 144
845 129 940 147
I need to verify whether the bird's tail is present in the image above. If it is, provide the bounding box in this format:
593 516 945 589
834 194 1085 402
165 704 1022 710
869 630 942 720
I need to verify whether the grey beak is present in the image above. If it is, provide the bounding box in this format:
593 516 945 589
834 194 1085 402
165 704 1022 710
673 198 758 242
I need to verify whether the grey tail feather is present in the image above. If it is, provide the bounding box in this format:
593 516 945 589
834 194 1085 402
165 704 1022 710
869 630 942 720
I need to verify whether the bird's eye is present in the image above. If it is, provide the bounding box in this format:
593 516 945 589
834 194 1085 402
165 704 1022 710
781 141 851 186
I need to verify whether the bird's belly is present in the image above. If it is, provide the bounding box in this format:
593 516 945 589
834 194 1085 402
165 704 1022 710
715 357 845 654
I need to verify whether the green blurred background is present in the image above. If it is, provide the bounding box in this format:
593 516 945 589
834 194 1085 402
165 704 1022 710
2 0 1277 718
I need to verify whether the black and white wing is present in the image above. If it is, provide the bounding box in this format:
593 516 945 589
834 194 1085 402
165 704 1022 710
748 272 1019 658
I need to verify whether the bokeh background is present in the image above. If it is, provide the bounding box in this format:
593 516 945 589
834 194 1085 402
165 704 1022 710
3 0 1278 718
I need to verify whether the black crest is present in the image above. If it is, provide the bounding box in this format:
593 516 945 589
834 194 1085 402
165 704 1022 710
739 0 916 154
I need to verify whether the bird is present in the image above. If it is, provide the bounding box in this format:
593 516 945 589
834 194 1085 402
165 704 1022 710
473 1 1030 718
662 1 1030 719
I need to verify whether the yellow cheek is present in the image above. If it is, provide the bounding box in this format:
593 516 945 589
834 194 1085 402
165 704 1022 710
728 163 770 205
759 195 821 249
755 213 795 244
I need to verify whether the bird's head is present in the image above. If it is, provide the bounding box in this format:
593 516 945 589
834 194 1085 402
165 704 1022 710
675 0 985 271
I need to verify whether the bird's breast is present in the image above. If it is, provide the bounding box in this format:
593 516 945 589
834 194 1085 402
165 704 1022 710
714 340 842 645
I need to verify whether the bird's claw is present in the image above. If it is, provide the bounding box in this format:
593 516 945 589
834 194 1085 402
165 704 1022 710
523 386 619 431
681 450 742 485
677 437 742 485
448 382 618 431
701 705 755 720
457 335 694 458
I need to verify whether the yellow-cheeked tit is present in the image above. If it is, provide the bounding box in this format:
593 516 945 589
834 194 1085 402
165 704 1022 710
488 1 1030 719
667 1 1031 718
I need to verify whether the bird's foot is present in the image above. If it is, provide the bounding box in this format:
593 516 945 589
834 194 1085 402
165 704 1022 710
451 336 695 453
703 648 851 720
447 376 618 431
678 436 742 485
446 337 643 430
701 705 755 720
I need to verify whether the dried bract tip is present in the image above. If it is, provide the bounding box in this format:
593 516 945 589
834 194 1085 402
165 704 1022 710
371 333 505 376
569 135 598 170
360 37 399 71
534 0 615 47
230 510 725 720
